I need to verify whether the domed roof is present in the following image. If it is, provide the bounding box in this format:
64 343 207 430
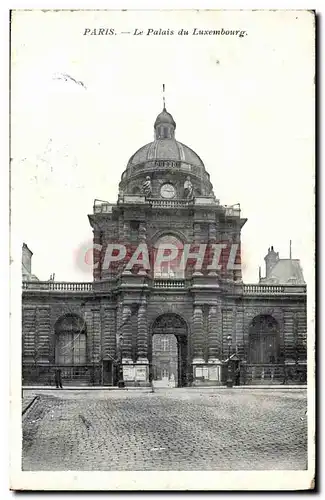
128 139 204 168
119 106 214 198
127 106 204 169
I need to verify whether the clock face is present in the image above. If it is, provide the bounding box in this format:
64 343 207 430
160 183 176 199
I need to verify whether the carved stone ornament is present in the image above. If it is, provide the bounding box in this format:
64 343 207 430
153 313 186 330
142 176 152 196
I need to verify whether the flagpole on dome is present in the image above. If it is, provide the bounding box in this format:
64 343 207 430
163 83 166 110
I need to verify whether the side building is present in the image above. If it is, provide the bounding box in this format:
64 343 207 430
22 107 307 387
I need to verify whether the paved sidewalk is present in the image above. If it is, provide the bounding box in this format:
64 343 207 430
22 387 307 471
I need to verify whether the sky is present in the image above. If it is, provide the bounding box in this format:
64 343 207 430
11 9 315 285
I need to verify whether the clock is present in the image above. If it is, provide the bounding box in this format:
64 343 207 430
160 183 176 199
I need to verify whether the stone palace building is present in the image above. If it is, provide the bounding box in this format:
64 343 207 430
22 106 307 386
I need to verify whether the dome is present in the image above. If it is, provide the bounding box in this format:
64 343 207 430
119 106 214 199
128 139 204 168
127 106 204 168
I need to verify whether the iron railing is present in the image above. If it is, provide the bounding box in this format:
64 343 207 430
93 200 114 213
239 363 307 385
22 364 99 386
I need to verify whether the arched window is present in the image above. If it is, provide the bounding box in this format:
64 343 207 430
55 314 87 365
249 315 279 364
153 234 184 279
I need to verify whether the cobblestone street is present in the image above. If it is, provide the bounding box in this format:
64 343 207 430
22 388 307 471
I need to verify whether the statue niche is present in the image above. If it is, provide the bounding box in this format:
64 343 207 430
142 176 152 197
183 176 194 200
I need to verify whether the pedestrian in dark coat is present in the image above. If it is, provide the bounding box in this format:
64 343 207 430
149 372 154 393
235 366 241 386
55 368 63 389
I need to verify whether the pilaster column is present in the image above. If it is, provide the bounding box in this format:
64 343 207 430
208 222 217 244
118 217 124 240
121 305 133 362
208 305 220 361
192 305 204 363
193 222 201 244
36 307 50 363
137 299 148 363
208 222 218 276
235 307 245 358
138 222 147 243
137 222 148 275
123 221 130 242
121 221 132 276
103 307 117 361
22 306 36 362
91 308 101 364
233 232 242 282
93 229 102 281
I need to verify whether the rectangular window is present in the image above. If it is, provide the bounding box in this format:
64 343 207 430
161 338 169 351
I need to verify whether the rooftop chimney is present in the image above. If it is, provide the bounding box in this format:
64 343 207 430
264 246 279 278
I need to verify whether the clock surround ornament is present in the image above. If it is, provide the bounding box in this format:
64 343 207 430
160 183 176 199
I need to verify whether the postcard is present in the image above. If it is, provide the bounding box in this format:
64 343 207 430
10 8 315 491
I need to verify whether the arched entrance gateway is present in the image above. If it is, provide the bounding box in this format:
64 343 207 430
55 313 87 365
150 313 188 387
54 313 89 385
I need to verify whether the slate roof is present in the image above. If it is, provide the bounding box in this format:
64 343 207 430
127 139 204 168
260 259 305 285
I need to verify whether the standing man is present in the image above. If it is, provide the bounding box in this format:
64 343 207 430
149 371 154 393
282 365 288 385
55 368 63 389
235 365 241 386
269 353 275 382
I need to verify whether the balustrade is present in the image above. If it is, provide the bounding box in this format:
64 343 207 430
93 201 113 214
148 198 190 209
23 280 305 294
243 284 306 295
224 204 241 217
153 279 186 289
22 281 93 292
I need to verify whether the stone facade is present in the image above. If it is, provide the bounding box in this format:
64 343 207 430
22 107 307 386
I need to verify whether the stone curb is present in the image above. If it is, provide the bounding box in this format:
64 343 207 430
22 386 150 391
22 385 307 391
22 395 39 415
